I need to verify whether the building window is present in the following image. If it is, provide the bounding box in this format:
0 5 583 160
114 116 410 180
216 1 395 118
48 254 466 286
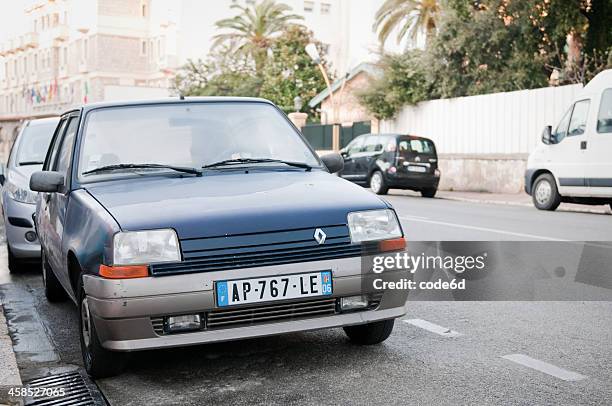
141 40 147 56
304 1 314 12
52 13 59 27
321 2 331 14
141 2 147 17
82 38 88 61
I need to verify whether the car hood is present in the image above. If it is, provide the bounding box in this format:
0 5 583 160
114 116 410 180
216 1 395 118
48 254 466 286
84 170 389 239
8 164 43 189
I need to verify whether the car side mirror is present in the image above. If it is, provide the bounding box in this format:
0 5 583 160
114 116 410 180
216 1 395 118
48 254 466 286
320 152 344 174
0 163 5 186
30 171 64 193
541 125 553 145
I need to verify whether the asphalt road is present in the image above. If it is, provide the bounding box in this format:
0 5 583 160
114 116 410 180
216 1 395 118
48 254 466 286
1 196 612 405
386 192 612 241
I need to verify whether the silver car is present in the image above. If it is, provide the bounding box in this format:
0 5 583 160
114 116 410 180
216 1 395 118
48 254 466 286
1 117 59 272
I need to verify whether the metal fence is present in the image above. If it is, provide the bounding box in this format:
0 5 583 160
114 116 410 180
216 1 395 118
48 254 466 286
302 121 371 150
380 84 583 155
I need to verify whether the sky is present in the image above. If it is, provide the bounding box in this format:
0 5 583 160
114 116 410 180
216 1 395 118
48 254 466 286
0 0 400 74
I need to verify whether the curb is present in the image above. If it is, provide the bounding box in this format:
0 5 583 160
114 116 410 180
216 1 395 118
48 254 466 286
438 194 611 215
0 305 22 405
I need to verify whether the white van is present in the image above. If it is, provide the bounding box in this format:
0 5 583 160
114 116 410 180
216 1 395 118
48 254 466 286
525 69 612 211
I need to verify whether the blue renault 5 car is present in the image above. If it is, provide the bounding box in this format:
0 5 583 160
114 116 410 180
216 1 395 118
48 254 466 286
30 98 408 378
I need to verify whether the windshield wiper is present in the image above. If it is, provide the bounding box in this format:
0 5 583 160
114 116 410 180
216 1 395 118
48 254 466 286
18 161 44 166
202 158 312 171
82 163 202 177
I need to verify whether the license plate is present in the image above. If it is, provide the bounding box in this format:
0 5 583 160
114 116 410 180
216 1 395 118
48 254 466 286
407 165 427 173
216 271 333 307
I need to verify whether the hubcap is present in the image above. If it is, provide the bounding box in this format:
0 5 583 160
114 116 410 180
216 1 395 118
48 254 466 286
371 173 382 193
81 297 91 349
535 180 552 205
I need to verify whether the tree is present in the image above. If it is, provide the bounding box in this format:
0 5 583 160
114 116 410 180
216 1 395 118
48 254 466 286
174 25 331 118
373 0 440 47
360 0 611 119
259 25 330 115
212 0 303 71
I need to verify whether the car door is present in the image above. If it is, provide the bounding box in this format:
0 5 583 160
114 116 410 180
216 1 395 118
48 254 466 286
354 136 384 182
42 115 79 289
339 136 365 181
37 118 68 252
584 88 612 197
547 100 589 196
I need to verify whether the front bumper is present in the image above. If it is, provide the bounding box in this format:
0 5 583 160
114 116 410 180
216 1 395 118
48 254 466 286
83 257 409 351
2 193 40 258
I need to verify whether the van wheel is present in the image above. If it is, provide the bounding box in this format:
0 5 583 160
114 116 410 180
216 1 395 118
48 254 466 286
343 319 395 345
78 280 126 378
370 171 388 195
421 188 437 198
42 251 66 302
532 173 561 211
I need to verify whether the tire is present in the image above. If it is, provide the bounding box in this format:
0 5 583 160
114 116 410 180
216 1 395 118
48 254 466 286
532 173 561 211
421 188 437 198
7 246 20 274
78 279 126 378
369 171 389 195
343 319 395 345
42 250 67 302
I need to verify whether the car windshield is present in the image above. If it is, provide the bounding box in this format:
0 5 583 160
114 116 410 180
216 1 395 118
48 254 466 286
78 102 321 179
16 121 57 165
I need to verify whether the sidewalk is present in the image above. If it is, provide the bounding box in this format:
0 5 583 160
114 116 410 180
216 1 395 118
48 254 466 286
392 189 612 215
0 305 21 405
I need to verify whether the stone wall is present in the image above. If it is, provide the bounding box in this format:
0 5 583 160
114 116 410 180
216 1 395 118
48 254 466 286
437 154 528 194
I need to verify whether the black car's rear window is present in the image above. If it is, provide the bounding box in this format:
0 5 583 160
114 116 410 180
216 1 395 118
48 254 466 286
398 138 436 156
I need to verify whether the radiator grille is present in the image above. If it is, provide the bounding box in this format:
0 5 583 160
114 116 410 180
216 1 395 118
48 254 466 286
149 225 367 276
207 297 337 329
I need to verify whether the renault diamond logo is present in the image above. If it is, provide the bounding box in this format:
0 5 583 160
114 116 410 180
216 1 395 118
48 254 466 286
314 228 326 245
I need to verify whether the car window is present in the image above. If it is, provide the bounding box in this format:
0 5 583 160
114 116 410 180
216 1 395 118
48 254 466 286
346 137 365 156
567 99 590 136
552 107 572 143
597 88 612 133
399 138 435 156
53 117 78 176
363 136 383 153
78 103 321 180
15 121 57 166
43 118 68 171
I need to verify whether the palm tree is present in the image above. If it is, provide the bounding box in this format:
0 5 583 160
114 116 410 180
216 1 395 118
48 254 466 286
213 0 303 70
373 0 440 48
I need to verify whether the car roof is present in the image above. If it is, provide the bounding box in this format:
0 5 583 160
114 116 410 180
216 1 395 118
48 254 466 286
357 133 434 141
26 116 60 126
66 96 275 116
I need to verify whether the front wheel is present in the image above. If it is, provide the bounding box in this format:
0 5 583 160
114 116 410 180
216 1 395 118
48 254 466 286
343 319 395 345
532 173 561 211
421 187 437 198
79 281 126 378
42 251 66 302
369 171 389 195
7 247 20 274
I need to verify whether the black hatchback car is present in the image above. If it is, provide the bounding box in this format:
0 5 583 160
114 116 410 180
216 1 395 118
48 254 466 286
339 134 440 196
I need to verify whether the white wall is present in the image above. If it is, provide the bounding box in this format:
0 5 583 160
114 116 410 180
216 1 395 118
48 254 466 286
380 84 584 155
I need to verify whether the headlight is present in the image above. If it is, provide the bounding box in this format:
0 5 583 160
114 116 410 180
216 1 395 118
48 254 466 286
113 229 181 265
4 181 38 204
347 209 402 243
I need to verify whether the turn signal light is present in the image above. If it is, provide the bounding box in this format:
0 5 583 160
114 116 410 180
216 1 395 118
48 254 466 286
99 264 149 279
379 237 406 252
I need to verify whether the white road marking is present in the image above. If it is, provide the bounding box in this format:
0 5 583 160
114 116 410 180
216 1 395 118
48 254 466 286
398 216 568 241
403 319 463 337
501 354 587 381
